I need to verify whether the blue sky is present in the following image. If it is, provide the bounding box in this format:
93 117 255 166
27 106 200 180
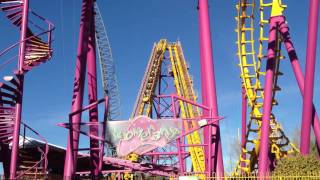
0 0 319 171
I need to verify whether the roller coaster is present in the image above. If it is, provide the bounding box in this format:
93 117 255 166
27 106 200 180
131 39 206 176
0 0 319 179
234 0 300 174
235 0 320 176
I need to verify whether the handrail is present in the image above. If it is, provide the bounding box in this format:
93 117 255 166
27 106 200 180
0 28 54 58
30 10 54 27
0 55 18 71
15 122 49 179
0 29 54 71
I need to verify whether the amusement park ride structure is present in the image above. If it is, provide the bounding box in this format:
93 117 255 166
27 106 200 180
0 0 319 179
60 0 224 178
235 0 320 176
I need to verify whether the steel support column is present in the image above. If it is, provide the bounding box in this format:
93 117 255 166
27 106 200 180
87 7 100 178
63 0 93 178
198 0 224 177
171 95 184 173
9 0 28 178
99 97 108 172
300 0 319 155
258 17 278 177
278 16 320 151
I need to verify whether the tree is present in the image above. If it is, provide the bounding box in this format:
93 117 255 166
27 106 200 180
273 154 320 176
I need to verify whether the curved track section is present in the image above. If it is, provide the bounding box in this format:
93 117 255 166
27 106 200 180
234 0 298 175
94 2 121 121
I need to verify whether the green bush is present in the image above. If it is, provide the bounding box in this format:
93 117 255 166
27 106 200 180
273 154 320 176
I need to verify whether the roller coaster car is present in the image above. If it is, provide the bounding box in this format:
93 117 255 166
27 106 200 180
127 153 139 163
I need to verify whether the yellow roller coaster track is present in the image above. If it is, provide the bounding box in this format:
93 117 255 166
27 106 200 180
131 40 205 178
234 0 299 175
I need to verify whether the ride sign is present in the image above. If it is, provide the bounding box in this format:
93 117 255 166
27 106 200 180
106 116 182 156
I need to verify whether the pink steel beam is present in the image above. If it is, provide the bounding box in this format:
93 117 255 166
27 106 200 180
99 97 108 172
241 86 247 170
58 123 106 142
69 98 105 117
87 9 100 178
171 95 185 172
102 157 176 177
300 0 319 155
144 152 189 156
278 16 320 151
259 13 320 177
258 17 278 177
9 0 28 178
157 94 210 110
76 169 132 175
198 0 224 176
64 0 93 178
